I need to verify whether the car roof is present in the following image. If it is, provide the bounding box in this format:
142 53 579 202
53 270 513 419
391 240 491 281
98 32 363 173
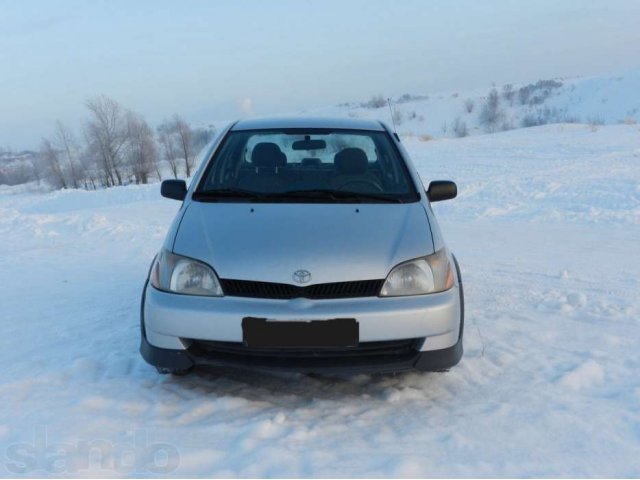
231 116 387 132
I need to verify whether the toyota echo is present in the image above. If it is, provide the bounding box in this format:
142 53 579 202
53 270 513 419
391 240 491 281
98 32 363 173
140 117 464 375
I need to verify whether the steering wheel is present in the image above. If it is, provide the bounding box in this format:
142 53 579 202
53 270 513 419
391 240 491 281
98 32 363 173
336 179 384 193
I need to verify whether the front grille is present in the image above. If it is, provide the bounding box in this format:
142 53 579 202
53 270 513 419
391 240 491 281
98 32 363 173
220 278 384 300
191 338 419 359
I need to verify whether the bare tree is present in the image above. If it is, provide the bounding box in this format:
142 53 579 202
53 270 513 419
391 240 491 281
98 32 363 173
152 156 163 182
158 129 179 179
78 150 98 189
157 115 196 178
464 98 474 113
40 138 67 189
502 84 515 106
171 115 194 177
479 89 505 133
452 117 469 137
28 154 43 186
125 111 157 184
84 95 128 187
54 121 81 188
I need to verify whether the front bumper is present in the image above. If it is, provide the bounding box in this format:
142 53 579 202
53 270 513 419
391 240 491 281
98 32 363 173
140 275 463 373
140 331 463 374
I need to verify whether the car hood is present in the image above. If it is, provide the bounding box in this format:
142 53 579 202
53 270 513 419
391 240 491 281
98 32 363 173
172 201 434 284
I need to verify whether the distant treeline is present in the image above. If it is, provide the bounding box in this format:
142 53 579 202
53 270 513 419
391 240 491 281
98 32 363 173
0 94 216 189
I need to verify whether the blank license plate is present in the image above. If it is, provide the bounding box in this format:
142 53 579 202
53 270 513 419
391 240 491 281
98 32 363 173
242 317 359 348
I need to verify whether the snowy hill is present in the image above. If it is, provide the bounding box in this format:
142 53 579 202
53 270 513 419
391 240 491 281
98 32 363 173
301 69 640 139
1 124 639 476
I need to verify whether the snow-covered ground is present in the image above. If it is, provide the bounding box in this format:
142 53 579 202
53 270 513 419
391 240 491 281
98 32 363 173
1 124 639 477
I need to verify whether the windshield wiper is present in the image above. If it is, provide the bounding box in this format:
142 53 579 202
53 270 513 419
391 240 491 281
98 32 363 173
280 189 403 203
192 188 271 201
193 188 403 203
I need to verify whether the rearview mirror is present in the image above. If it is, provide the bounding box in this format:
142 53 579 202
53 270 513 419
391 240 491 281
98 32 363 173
292 138 327 150
161 179 187 201
427 180 457 202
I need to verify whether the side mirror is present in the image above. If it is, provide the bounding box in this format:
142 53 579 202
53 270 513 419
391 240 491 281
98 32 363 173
161 180 187 201
427 180 457 202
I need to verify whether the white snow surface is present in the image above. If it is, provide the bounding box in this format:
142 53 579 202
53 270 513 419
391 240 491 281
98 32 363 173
1 124 639 477
303 69 640 139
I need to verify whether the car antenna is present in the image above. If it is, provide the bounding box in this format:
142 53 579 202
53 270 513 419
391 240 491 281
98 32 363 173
387 97 400 141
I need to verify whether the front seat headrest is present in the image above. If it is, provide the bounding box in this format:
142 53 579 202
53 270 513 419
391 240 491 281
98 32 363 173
334 148 368 174
251 142 286 168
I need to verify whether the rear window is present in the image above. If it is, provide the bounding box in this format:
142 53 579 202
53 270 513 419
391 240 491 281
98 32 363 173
196 128 418 203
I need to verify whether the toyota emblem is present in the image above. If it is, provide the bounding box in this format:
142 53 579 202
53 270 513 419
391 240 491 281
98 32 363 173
292 269 311 284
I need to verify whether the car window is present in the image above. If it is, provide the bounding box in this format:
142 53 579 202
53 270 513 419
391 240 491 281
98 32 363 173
244 132 378 164
196 128 418 203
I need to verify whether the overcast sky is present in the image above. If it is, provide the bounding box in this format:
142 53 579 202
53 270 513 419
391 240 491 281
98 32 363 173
2 0 640 149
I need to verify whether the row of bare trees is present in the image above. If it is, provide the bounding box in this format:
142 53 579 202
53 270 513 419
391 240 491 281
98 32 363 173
23 95 215 190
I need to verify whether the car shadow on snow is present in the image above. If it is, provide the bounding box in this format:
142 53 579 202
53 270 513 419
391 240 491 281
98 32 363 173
155 364 462 403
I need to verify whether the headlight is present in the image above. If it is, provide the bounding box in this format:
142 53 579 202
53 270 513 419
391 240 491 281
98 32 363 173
150 250 223 296
380 249 454 297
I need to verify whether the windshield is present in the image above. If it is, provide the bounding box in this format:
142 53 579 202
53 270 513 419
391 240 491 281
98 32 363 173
195 129 419 203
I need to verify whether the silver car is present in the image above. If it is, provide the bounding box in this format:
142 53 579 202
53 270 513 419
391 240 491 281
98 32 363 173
140 117 464 375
